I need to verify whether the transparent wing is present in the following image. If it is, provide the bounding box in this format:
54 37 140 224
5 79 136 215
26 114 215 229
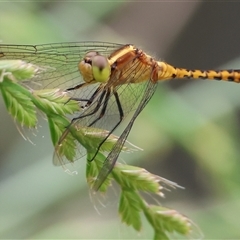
54 54 157 169
0 41 124 161
0 42 157 180
0 42 123 90
71 55 156 131
93 79 158 190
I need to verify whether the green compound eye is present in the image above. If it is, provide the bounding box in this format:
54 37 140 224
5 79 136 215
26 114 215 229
91 55 111 83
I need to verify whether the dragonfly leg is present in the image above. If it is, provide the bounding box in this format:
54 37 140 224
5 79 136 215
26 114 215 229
88 89 124 162
71 89 107 122
88 88 111 127
68 84 103 109
66 82 87 91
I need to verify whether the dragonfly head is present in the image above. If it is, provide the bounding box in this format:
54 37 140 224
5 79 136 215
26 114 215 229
78 51 111 84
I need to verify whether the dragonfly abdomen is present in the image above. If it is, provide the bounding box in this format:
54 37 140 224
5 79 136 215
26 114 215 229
158 62 240 83
175 68 240 83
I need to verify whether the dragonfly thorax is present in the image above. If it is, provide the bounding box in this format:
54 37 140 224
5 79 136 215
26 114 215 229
78 51 111 84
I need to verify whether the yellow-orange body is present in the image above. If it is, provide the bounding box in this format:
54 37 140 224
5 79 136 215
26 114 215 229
79 44 240 86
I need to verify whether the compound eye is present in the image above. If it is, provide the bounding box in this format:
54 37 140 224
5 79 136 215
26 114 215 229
84 58 92 64
84 51 99 65
91 55 111 83
85 51 99 58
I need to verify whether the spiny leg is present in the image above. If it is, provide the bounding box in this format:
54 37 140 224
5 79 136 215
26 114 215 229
89 89 124 162
57 87 107 147
93 81 157 190
71 88 107 122
69 85 104 108
88 88 111 127
84 85 103 108
66 82 87 91
64 83 89 104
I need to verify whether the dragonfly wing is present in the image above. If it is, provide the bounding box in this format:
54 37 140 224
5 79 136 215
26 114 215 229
1 41 157 184
52 122 89 167
93 79 158 190
70 55 155 131
52 53 157 182
0 42 124 90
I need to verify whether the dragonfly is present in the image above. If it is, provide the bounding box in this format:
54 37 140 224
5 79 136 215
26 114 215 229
1 42 240 190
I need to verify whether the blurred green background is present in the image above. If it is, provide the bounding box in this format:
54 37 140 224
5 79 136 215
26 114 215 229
1 1 240 239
